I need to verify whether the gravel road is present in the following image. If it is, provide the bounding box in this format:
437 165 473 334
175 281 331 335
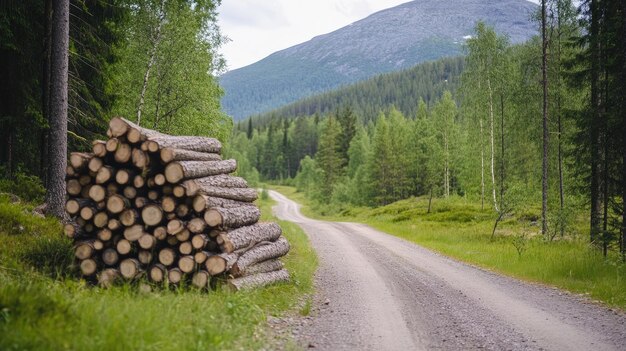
269 190 626 351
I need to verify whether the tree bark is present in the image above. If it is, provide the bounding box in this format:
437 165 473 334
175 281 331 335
541 0 549 236
231 236 290 276
165 160 237 183
232 259 284 278
218 222 281 253
46 0 70 218
589 0 603 245
192 194 253 212
487 78 499 212
226 269 290 292
182 174 248 196
205 206 261 229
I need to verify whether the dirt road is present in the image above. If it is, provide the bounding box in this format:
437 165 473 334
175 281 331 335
269 190 626 350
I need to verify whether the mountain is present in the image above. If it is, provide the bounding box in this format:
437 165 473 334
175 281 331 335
247 56 465 126
220 0 538 120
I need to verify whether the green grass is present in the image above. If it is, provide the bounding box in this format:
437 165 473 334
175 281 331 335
270 186 626 309
0 193 317 350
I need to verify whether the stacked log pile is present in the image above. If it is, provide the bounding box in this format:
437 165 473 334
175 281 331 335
64 117 290 291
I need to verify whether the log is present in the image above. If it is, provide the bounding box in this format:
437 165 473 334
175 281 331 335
166 235 179 246
70 152 93 170
133 175 145 188
115 169 135 185
173 185 186 198
98 268 120 288
109 117 165 139
97 228 112 241
194 251 210 264
80 259 98 276
192 270 210 289
154 174 166 186
147 190 158 201
88 156 104 173
192 194 252 212
187 218 206 234
138 250 153 265
132 148 150 169
95 166 114 184
178 255 195 273
114 143 132 163
93 211 109 228
138 234 157 250
204 206 261 229
119 209 138 227
120 258 142 279
106 183 119 197
67 179 82 196
160 148 222 163
75 241 95 260
149 264 167 282
80 184 91 199
65 198 91 215
194 186 257 202
182 174 248 196
205 252 238 276
141 204 163 226
161 196 177 213
147 135 222 154
164 160 237 184
105 138 119 153
102 248 119 266
116 239 132 255
88 184 106 202
158 248 176 266
230 236 290 276
233 259 284 278
66 165 76 177
107 218 122 231
226 269 290 292
218 222 281 254
123 224 144 242
179 241 193 255
123 186 137 199
134 197 148 209
175 204 190 218
153 226 167 241
79 204 98 221
107 194 129 214
166 219 185 235
77 175 91 188
167 268 183 284
191 234 209 250
92 140 107 157
175 229 191 242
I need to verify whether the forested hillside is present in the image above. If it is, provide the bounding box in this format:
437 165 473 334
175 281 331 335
220 0 537 120
229 0 626 257
249 57 464 124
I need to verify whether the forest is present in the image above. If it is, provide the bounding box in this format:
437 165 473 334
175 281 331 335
230 0 626 257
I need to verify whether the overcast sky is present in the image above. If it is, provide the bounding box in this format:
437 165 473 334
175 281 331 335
217 0 541 72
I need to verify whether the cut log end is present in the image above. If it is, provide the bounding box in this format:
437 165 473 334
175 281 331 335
164 163 184 183
192 270 210 289
80 259 98 276
120 258 142 279
141 204 163 226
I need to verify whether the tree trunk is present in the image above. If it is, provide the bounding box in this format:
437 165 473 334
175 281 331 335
541 0 549 236
231 236 290 276
226 269 290 292
487 78 499 212
46 0 70 218
217 222 281 253
621 0 626 259
182 174 248 196
205 206 261 229
480 116 485 210
589 0 602 244
165 160 237 183
136 0 164 126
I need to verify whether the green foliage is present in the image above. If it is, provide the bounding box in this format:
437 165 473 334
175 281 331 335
0 172 46 203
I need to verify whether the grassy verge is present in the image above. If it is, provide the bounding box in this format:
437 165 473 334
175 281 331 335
269 186 626 309
0 193 316 350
